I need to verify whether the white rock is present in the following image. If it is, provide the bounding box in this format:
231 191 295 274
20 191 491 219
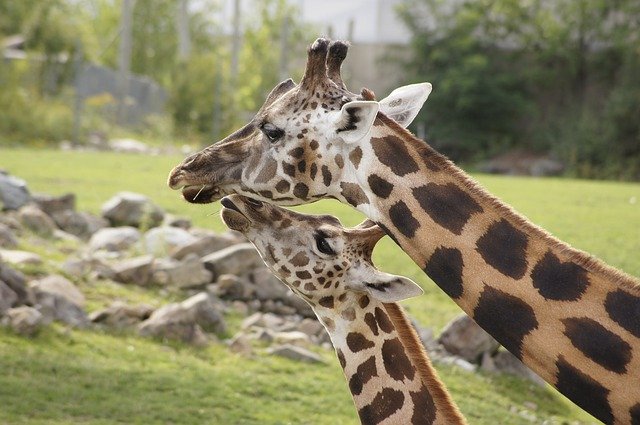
89 226 141 252
18 204 57 236
0 172 30 210
108 138 150 154
267 344 324 363
101 192 164 228
438 314 500 362
202 243 263 278
142 226 197 257
112 255 155 286
0 280 18 315
31 275 85 307
0 249 42 266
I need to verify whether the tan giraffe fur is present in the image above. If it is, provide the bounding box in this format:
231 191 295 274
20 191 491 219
168 38 640 424
219 194 467 425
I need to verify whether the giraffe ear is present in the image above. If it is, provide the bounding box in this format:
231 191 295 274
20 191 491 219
334 101 379 143
353 269 424 302
379 83 432 128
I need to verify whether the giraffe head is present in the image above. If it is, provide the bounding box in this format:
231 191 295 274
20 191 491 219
168 38 431 206
220 194 423 309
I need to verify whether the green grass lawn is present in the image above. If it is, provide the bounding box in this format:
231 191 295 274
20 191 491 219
1 147 638 424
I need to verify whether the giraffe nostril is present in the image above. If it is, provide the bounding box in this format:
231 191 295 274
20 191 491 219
245 197 263 208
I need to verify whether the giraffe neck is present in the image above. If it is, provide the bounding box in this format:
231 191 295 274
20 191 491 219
315 296 466 425
344 114 640 424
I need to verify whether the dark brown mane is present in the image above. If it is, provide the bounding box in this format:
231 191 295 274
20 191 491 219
383 302 467 423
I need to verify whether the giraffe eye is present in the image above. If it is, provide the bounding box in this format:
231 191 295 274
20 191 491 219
315 232 335 256
261 123 284 143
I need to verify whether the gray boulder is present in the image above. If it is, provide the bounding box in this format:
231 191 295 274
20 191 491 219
266 344 324 363
163 214 192 230
482 351 545 386
112 255 155 286
90 302 154 328
52 210 108 239
0 249 42 266
30 275 88 327
61 257 115 281
202 243 263 278
2 306 43 336
138 292 226 345
31 275 85 307
101 192 164 228
142 226 197 257
0 223 18 248
228 333 253 356
18 204 57 236
438 314 500 362
0 280 18 315
89 226 141 252
151 254 213 289
212 274 255 300
0 263 30 305
0 172 30 211
32 193 75 216
171 233 239 260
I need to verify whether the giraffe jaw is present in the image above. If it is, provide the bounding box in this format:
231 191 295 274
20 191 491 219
180 184 223 204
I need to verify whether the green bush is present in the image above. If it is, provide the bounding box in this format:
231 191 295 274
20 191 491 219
0 61 73 145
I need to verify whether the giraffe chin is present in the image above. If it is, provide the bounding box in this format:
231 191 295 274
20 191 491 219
220 207 250 233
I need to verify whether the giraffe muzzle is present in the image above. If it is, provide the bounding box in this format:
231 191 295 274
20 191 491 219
220 196 251 232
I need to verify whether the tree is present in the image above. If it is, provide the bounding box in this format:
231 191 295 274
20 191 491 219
398 0 640 179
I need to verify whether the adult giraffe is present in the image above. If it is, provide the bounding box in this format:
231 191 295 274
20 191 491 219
169 38 640 424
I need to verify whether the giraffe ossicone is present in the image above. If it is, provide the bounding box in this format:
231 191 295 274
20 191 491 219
220 194 467 425
169 38 640 423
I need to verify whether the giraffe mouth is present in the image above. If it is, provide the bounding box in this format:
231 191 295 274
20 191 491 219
181 184 223 204
220 197 251 232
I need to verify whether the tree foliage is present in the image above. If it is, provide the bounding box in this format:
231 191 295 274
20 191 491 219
399 0 640 179
0 0 312 146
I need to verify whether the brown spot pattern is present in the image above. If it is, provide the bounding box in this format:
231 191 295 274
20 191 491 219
410 388 437 425
371 135 419 176
319 296 334 308
476 219 529 280
531 251 590 301
321 165 332 186
293 183 309 199
349 356 378 396
473 286 538 359
375 307 394 334
346 332 375 353
364 312 379 336
275 180 290 194
368 174 394 199
290 252 309 267
389 201 420 238
412 183 483 235
340 182 369 207
358 388 405 425
563 317 631 374
282 162 296 177
349 147 363 168
382 337 416 381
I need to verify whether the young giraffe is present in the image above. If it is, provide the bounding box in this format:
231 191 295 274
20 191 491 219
169 39 640 423
219 194 467 425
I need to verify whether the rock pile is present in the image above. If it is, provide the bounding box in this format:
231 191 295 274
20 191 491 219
0 170 541 383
